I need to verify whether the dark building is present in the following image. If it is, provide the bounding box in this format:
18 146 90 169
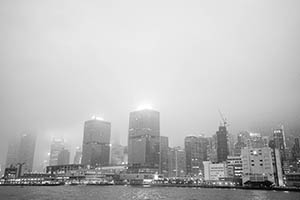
128 109 160 173
82 118 111 168
57 149 70 165
159 136 169 176
216 126 229 163
185 135 207 176
18 131 37 173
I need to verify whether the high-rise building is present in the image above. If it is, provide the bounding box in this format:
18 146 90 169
5 136 20 168
273 128 286 161
159 136 169 176
128 109 160 172
185 135 207 176
110 144 126 165
234 133 246 156
18 131 37 173
57 148 70 165
73 147 82 164
207 135 218 163
49 138 65 166
82 118 111 168
216 126 229 163
168 146 186 177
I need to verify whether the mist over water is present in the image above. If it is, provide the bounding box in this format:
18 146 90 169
0 0 300 170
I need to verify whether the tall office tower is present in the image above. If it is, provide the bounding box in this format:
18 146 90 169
292 138 300 161
241 147 283 187
227 133 236 156
128 109 160 173
57 148 70 165
168 146 186 177
73 147 82 164
234 133 246 156
49 138 65 166
159 136 169 176
273 128 286 161
110 144 126 165
18 131 37 173
5 137 20 168
216 126 229 163
185 135 207 176
207 135 218 162
82 118 111 168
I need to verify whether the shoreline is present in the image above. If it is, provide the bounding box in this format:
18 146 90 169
0 183 300 192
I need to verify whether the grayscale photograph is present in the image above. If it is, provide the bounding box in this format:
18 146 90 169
0 0 300 199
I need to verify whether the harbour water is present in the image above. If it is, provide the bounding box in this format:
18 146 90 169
0 186 299 200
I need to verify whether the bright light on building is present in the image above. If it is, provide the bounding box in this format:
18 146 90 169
91 115 104 121
137 104 153 110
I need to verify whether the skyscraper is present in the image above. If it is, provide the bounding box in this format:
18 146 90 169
49 138 65 166
18 131 37 173
57 148 70 165
73 147 82 164
5 136 20 168
273 128 286 161
185 135 207 176
168 146 186 177
216 125 229 163
128 109 160 172
159 136 169 176
81 118 111 168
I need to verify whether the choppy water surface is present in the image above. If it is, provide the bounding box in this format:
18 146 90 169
0 186 299 200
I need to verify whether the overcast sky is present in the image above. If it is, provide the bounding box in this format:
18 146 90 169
1 0 300 171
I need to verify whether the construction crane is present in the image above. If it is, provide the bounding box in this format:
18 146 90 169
218 109 229 127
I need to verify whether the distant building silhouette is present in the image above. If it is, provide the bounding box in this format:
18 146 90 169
81 118 111 168
159 136 169 176
18 131 37 173
57 148 70 165
73 147 82 164
127 109 160 173
216 126 229 163
5 136 20 168
49 138 65 166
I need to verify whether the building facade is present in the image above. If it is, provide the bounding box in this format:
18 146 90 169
185 135 207 176
216 126 229 163
203 161 227 181
82 119 111 168
168 147 186 177
57 149 70 165
241 147 283 186
49 138 65 166
159 136 169 176
18 131 37 173
127 109 160 173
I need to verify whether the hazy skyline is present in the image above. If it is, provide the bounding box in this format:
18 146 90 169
1 0 300 171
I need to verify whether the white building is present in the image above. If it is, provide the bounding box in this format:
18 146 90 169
241 147 283 186
203 161 227 181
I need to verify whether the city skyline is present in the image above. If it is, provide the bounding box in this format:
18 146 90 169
1 0 300 173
